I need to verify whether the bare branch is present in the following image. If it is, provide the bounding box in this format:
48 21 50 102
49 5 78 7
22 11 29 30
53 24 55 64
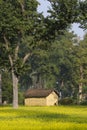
15 45 19 60
3 35 13 67
3 34 9 50
18 0 25 15
22 53 31 65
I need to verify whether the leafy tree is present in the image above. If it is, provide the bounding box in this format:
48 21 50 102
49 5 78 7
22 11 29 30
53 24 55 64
0 0 43 108
32 0 82 90
48 31 77 97
29 45 51 88
79 0 87 30
45 0 87 99
72 34 87 103
44 0 80 40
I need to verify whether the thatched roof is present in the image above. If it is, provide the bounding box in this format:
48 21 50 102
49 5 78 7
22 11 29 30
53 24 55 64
25 88 59 98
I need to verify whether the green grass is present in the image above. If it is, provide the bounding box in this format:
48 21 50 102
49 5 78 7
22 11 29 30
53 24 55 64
0 105 87 130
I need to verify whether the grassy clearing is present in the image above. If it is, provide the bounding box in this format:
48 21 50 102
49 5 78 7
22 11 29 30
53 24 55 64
0 105 87 130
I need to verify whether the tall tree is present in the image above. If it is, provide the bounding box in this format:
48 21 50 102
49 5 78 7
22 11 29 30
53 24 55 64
0 0 43 108
48 31 77 96
79 0 87 30
45 0 80 40
72 34 87 103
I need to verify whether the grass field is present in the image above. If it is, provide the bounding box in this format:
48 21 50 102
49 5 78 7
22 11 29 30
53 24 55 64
0 105 87 130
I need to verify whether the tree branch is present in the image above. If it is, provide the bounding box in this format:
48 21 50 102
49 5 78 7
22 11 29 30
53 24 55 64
3 34 13 67
22 53 31 65
18 0 25 15
3 34 9 50
15 45 19 61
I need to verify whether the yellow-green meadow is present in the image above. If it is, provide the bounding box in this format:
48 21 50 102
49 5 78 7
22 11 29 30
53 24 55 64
0 106 87 130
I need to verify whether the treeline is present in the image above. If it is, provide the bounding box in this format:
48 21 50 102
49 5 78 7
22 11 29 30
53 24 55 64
0 0 87 108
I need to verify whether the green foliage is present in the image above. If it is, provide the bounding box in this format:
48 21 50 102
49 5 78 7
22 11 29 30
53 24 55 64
80 100 87 105
59 97 73 105
47 31 77 95
72 34 87 86
48 0 79 23
18 91 24 105
83 86 87 94
2 72 13 103
44 0 80 40
0 0 43 77
79 0 87 30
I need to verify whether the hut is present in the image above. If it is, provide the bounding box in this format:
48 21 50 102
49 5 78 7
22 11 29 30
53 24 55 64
24 88 59 106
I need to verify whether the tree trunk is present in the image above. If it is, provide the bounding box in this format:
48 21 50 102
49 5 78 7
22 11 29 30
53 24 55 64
0 73 2 105
78 65 83 103
12 70 19 108
79 83 83 103
3 35 20 108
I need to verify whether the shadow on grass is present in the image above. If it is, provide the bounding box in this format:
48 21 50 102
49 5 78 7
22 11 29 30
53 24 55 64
0 106 87 124
27 110 87 124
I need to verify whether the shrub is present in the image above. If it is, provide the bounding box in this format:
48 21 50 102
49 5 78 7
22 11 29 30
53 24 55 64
18 92 24 105
59 97 73 105
80 100 87 105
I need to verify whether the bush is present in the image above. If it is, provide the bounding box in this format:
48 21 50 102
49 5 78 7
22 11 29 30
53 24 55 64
18 92 24 105
59 97 73 105
80 100 87 105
